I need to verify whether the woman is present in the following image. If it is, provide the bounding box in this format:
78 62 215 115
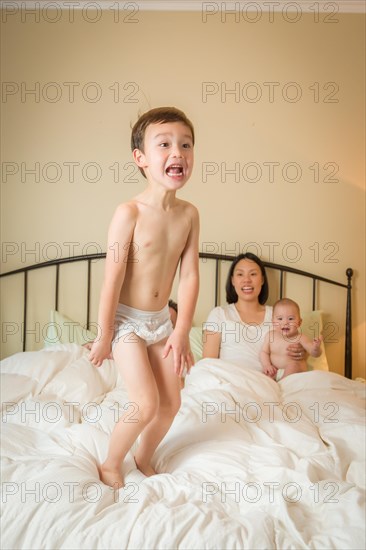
203 253 305 371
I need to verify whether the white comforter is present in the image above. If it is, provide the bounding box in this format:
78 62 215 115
1 345 365 550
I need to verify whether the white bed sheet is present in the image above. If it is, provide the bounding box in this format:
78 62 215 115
1 344 365 550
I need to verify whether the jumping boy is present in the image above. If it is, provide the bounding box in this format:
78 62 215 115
89 107 199 488
260 298 322 380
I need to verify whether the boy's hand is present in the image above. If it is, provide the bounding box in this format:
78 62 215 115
162 329 194 377
88 340 113 368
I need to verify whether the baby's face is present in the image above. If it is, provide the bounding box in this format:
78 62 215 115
273 305 301 338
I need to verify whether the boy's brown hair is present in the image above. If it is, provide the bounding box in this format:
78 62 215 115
131 107 195 178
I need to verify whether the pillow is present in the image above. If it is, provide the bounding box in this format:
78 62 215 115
44 310 97 347
45 310 329 371
189 326 204 364
189 310 329 371
300 310 329 371
46 313 207 359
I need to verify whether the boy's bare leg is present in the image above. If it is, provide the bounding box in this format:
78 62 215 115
134 338 181 475
99 336 159 488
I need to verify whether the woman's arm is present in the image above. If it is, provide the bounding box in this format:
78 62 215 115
260 333 277 377
202 330 221 359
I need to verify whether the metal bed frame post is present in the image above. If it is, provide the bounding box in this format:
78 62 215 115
23 271 28 352
345 268 353 379
214 259 219 307
86 259 92 331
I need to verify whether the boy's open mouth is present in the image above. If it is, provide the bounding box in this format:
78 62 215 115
166 164 183 176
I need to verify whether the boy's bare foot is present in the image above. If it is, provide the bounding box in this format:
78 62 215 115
134 456 156 477
98 463 124 488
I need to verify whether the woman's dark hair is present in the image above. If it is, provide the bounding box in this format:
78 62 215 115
225 253 269 305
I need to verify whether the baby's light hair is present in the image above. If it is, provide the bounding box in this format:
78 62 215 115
273 298 301 316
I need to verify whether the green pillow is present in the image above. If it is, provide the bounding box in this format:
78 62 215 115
189 326 204 364
44 310 97 347
44 310 329 372
301 310 329 371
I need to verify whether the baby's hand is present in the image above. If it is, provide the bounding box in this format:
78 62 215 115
263 365 278 379
312 335 323 354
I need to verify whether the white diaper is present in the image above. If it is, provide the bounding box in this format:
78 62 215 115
112 303 173 349
276 369 285 381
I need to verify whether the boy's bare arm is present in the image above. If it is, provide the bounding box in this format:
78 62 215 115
163 205 200 375
299 333 323 358
176 205 200 332
89 204 137 367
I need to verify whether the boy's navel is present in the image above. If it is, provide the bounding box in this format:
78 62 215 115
154 291 159 298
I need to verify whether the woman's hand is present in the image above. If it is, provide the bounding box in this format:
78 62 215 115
287 343 308 361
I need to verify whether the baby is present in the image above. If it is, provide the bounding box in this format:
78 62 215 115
260 298 322 380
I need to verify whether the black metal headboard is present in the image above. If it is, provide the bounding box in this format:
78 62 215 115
0 253 353 378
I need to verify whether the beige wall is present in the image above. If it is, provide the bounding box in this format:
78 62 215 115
1 8 365 378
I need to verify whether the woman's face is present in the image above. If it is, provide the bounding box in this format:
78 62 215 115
231 259 264 302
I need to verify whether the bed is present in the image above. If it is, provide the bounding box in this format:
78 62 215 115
1 253 365 550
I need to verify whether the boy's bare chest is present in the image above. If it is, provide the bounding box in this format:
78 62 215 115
132 213 190 253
